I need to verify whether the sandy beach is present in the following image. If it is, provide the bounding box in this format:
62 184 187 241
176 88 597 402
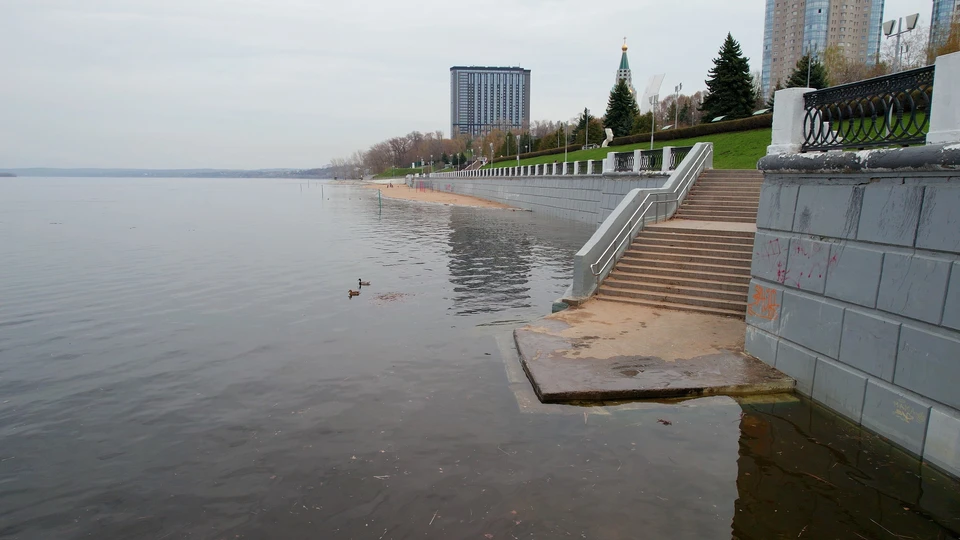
362 183 515 209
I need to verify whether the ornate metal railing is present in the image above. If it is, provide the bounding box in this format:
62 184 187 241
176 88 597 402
577 161 588 175
637 149 662 171
801 66 935 152
669 146 693 170
590 159 604 173
614 152 634 172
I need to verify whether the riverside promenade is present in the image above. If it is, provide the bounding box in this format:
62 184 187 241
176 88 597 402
514 298 793 402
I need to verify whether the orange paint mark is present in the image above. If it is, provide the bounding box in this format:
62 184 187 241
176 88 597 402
748 285 780 321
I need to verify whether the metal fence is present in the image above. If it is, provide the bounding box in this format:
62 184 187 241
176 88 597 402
577 161 588 175
590 160 604 173
801 65 935 152
669 146 693 169
614 152 634 172
637 149 662 171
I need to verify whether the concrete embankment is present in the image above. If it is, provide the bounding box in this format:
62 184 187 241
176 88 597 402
514 299 794 402
746 143 960 478
411 174 669 226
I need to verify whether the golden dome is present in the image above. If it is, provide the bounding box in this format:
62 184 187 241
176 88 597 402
622 38 628 52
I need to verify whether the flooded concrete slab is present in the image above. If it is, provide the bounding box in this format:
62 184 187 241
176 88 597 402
515 299 794 402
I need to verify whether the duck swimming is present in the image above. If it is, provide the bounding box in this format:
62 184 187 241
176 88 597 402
348 289 360 297
359 279 370 287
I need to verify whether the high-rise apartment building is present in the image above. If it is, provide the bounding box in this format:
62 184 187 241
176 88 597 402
761 0 884 96
930 0 960 51
450 66 531 138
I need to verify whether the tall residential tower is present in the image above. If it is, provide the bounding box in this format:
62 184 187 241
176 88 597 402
450 66 531 138
761 0 884 96
930 0 960 51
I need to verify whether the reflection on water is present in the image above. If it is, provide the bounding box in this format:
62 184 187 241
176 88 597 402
445 207 590 316
0 178 957 539
733 399 960 539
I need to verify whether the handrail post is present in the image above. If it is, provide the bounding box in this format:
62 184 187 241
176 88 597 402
586 160 594 175
661 146 673 171
632 149 642 173
928 51 960 145
603 152 616 174
768 87 813 155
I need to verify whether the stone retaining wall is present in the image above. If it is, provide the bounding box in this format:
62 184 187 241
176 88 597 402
409 175 667 226
747 145 960 478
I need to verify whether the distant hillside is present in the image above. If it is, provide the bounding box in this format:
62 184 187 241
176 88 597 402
1 167 337 179
0 172 15 177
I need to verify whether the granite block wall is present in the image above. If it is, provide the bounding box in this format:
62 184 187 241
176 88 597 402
746 168 960 477
411 175 667 226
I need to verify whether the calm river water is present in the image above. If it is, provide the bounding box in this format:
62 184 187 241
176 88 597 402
0 178 958 539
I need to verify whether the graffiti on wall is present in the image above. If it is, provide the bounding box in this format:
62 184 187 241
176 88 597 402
747 285 780 321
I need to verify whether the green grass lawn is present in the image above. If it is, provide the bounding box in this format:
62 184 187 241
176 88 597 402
374 167 426 179
376 166 456 179
483 128 772 170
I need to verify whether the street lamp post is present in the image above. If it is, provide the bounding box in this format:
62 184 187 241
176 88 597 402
883 13 920 73
489 143 493 166
585 108 589 147
674 83 682 128
563 122 568 163
649 95 659 150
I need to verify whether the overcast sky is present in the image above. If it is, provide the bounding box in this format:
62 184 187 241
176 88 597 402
0 0 933 169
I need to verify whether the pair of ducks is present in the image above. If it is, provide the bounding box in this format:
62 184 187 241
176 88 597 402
348 278 370 297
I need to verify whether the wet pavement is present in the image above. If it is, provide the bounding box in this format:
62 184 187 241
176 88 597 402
515 299 794 402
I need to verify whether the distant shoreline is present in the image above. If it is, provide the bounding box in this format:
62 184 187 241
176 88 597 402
0 173 16 177
0 168 333 179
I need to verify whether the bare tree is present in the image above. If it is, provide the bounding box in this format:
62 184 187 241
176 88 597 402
880 24 931 71
931 16 960 60
823 44 888 85
387 137 411 168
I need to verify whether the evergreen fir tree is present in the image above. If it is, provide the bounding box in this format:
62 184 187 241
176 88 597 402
699 33 756 121
571 108 604 146
786 54 829 89
603 79 640 137
441 152 449 164
767 80 784 110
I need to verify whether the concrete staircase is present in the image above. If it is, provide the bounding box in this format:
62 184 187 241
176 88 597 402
673 169 763 223
597 169 762 318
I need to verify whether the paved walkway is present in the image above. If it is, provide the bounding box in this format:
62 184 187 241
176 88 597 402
515 299 794 402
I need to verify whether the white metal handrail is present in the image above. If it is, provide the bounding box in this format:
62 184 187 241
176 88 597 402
588 146 712 281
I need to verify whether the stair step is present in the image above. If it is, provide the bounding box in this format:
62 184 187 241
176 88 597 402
635 237 755 251
694 180 763 185
683 197 760 204
614 262 752 284
621 249 752 266
677 208 757 221
626 243 753 260
682 202 760 211
673 214 758 224
604 278 749 301
608 271 751 291
639 233 755 247
598 287 748 313
699 171 762 177
644 226 755 238
595 295 746 318
690 188 762 194
618 256 752 274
